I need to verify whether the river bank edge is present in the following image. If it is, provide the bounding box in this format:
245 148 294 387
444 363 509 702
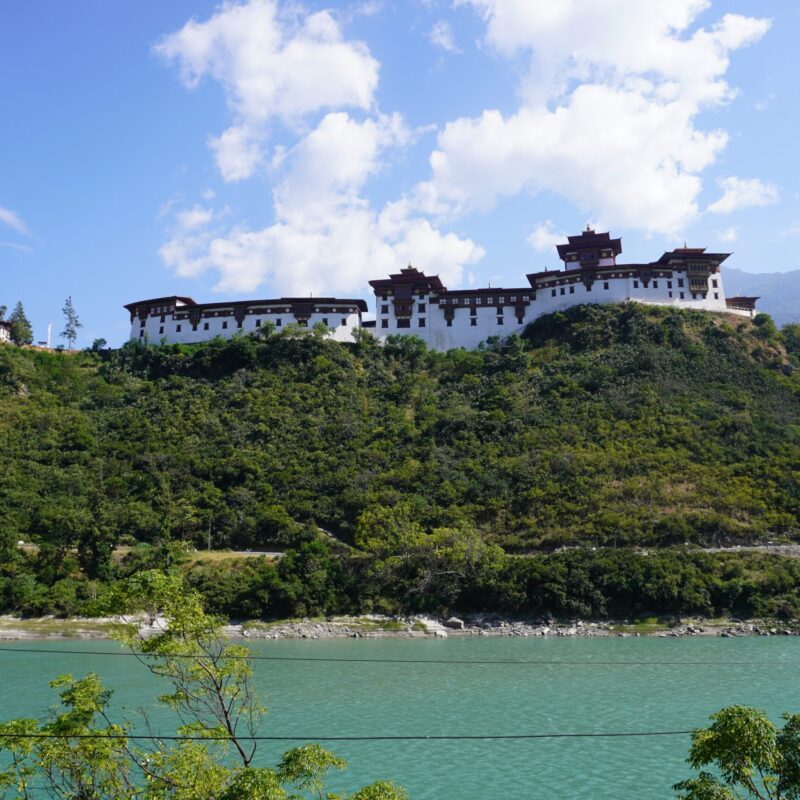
1 613 798 641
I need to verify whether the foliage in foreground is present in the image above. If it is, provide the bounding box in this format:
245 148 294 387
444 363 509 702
1 303 799 618
0 572 406 800
676 705 800 799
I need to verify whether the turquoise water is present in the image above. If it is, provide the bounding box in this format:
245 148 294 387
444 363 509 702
1 636 799 799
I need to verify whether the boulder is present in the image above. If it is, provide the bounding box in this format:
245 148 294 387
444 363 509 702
444 617 465 630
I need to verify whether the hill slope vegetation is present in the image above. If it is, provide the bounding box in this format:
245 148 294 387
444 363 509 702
2 303 800 620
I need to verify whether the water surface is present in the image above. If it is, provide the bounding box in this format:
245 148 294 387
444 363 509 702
1 636 798 799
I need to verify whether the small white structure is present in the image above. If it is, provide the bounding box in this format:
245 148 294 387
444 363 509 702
0 321 11 344
125 228 759 351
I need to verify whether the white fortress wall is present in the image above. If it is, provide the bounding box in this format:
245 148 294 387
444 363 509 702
125 228 759 351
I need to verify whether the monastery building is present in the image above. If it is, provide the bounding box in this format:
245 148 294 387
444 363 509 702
125 228 759 352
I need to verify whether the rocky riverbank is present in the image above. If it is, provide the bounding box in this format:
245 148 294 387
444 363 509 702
231 614 800 640
1 613 797 641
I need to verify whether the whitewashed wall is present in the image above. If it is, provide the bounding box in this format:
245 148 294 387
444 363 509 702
129 310 361 345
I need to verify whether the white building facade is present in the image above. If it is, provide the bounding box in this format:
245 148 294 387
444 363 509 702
126 229 759 351
125 296 367 346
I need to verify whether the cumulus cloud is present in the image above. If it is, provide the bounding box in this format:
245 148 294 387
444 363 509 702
0 206 31 237
426 0 770 235
527 220 565 252
707 176 779 215
155 0 380 181
429 20 460 53
160 113 484 294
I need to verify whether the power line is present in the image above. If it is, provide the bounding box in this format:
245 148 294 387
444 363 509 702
0 646 795 668
0 730 694 742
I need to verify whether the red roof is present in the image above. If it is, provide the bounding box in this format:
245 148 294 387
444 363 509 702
556 228 623 261
369 266 446 292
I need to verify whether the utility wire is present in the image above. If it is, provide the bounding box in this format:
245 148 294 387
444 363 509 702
0 646 796 667
0 730 694 742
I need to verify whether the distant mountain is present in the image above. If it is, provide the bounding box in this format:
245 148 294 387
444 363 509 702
724 267 800 327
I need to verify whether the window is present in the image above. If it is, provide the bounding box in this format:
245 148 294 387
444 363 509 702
586 284 592 292
497 306 504 315
418 303 426 312
276 319 282 327
712 279 718 288
381 294 387 301
158 326 164 334
603 282 610 290
176 325 182 333
446 319 452 327
633 280 639 289
139 330 144 338
322 318 329 326
397 319 411 328
418 318 426 327
470 307 477 316
381 319 388 329
470 318 477 326
222 321 228 329
381 304 388 314
569 286 575 294
203 322 209 331
653 280 659 289
714 292 719 299
341 318 347 326
192 324 198 332
692 293 698 300
680 292 685 300
551 289 557 297
667 281 673 289
497 317 504 325
160 315 165 323
298 320 308 327
255 319 261 327
560 287 565 296
140 320 146 328
678 278 685 288
668 292 673 298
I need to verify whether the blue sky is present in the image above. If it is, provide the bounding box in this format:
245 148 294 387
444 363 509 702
1 0 798 346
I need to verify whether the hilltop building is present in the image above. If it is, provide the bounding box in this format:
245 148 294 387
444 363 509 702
0 321 11 344
125 228 759 351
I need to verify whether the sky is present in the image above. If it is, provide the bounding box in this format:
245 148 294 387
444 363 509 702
1 0 798 347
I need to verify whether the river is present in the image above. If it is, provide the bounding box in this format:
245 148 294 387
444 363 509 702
1 636 799 799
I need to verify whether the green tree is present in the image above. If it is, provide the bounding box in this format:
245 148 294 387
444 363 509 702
8 301 33 345
0 570 407 800
60 295 82 350
675 705 800 799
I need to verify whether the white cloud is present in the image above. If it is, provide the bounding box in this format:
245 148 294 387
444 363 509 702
527 220 565 252
160 113 483 294
177 206 214 230
208 125 264 182
155 0 380 181
0 241 33 254
717 226 738 242
707 176 779 215
0 206 31 237
429 20 460 53
425 0 770 235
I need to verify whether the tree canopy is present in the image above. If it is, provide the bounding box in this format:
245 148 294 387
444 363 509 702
0 303 799 619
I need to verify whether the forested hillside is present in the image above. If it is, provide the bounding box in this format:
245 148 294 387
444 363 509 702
2 304 800 620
